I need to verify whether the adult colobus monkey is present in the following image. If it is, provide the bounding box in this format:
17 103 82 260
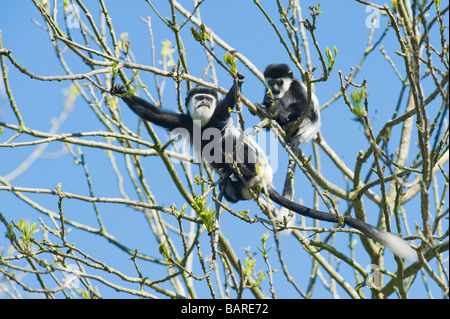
110 75 417 261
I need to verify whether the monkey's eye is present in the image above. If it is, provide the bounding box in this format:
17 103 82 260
276 80 284 86
195 95 213 103
268 79 275 86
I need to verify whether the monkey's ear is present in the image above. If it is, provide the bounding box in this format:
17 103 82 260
288 70 294 78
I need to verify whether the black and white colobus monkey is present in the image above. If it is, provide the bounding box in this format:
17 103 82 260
258 63 321 151
110 75 417 261
256 64 321 218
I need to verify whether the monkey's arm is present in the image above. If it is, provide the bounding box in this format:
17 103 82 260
251 91 277 119
214 74 245 118
252 103 272 118
272 98 306 125
111 85 191 131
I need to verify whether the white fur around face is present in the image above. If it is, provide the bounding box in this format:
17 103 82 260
265 77 293 99
187 93 217 127
293 82 321 144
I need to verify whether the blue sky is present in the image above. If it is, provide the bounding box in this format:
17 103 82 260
0 1 448 299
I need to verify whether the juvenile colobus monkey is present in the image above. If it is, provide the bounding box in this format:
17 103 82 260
110 75 417 261
259 63 320 151
256 64 321 220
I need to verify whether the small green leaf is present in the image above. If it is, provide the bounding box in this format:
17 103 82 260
193 196 216 232
124 71 139 87
18 219 24 230
258 232 271 258
254 270 266 286
159 243 172 260
350 87 368 119
261 232 270 246
325 47 332 61
325 46 338 70
191 27 201 41
191 24 209 42
224 51 237 76
180 204 186 216
244 257 256 277
391 0 398 12
434 0 441 10
110 61 119 79
16 219 39 243
239 210 250 219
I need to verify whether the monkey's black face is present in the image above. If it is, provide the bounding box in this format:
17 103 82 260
187 93 217 127
265 77 292 99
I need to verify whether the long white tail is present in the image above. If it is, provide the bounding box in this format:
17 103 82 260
267 186 417 261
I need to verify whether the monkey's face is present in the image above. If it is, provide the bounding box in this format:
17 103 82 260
265 77 292 99
187 93 217 127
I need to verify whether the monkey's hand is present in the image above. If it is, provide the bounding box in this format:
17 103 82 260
110 84 127 97
253 103 271 118
263 92 274 107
